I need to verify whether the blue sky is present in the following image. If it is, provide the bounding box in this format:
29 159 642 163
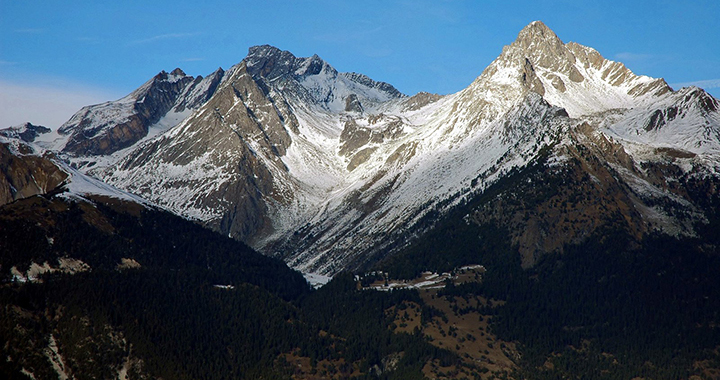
1 0 719 128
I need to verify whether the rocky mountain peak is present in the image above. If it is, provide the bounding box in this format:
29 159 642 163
341 72 404 99
152 68 191 84
58 65 223 157
299 54 327 76
507 21 576 77
470 21 673 117
170 68 186 76
243 44 333 81
241 44 403 113
37 21 720 286
515 21 563 49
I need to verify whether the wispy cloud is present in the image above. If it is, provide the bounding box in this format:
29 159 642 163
0 60 17 66
615 52 654 62
362 47 393 58
181 57 205 62
399 0 461 24
129 33 199 45
314 26 383 43
671 79 720 90
14 28 44 34
77 36 102 44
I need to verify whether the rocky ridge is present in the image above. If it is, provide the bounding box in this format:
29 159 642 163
57 67 224 157
0 123 52 143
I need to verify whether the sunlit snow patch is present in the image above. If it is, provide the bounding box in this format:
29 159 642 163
303 272 332 289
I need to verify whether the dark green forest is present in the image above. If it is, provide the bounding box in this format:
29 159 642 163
0 196 458 380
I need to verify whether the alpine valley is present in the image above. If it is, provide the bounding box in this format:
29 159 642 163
2 22 720 380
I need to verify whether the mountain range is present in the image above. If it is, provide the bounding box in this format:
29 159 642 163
9 21 719 276
2 21 720 379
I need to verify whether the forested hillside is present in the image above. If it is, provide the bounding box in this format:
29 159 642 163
0 195 466 380
379 153 720 379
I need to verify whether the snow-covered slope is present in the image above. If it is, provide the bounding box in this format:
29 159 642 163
597 86 720 155
0 133 154 208
0 122 51 143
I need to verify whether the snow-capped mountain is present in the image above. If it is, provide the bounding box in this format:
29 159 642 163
10 21 720 277
56 67 224 158
98 45 407 245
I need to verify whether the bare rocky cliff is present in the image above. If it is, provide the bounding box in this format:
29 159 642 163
0 142 67 206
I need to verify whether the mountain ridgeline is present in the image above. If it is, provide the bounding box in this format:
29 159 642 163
52 21 719 276
2 21 720 379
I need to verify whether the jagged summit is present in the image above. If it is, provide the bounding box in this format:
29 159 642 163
244 45 329 80
0 122 51 143
467 20 672 118
239 44 404 113
515 21 564 47
512 21 574 72
170 67 186 76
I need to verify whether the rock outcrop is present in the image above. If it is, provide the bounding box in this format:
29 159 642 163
0 123 51 143
0 142 67 206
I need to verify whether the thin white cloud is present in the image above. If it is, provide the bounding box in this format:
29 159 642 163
77 36 102 44
615 52 654 61
0 60 17 65
14 28 44 34
314 26 383 43
362 47 393 58
671 79 720 90
399 0 461 23
129 33 199 45
0 80 121 129
181 57 205 62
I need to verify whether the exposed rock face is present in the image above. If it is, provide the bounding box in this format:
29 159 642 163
400 92 443 112
344 94 364 112
0 123 51 143
485 21 672 118
468 118 720 268
59 68 224 156
104 62 300 242
263 22 720 275
341 72 405 98
173 67 225 112
339 115 405 158
339 120 374 157
243 45 322 80
100 46 408 244
244 45 405 112
0 142 67 206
